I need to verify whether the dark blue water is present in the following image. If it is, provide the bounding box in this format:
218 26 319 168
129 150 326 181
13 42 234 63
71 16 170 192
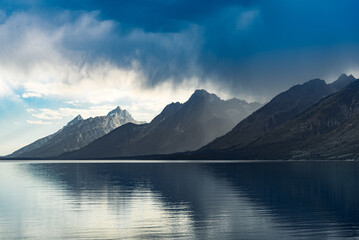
1 161 359 239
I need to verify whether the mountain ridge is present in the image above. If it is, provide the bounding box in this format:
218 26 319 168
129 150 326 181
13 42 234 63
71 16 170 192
199 74 357 153
223 78 359 160
189 74 359 160
60 89 262 159
9 106 140 158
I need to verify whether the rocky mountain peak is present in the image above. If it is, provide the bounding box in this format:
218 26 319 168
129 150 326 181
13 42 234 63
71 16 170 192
10 106 139 158
107 106 126 118
338 73 349 79
330 73 357 90
336 73 356 82
188 89 220 103
67 115 83 126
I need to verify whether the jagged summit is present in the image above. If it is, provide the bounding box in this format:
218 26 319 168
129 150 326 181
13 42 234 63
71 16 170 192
188 89 220 103
107 106 130 118
10 106 139 158
330 73 357 90
336 73 356 82
105 106 136 124
340 73 348 78
107 106 122 116
67 115 83 126
337 73 351 80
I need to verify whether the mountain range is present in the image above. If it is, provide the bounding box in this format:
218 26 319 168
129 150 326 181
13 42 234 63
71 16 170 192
224 76 359 160
7 73 359 161
60 89 262 159
9 107 140 158
192 74 359 159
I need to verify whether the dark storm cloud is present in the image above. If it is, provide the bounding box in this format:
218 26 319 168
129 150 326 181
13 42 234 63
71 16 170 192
1 0 359 98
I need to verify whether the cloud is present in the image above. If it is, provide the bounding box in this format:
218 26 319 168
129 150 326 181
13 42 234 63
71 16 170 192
65 100 80 106
22 92 42 98
0 1 359 106
31 106 115 121
236 9 260 29
0 10 241 123
0 7 265 102
26 120 52 125
0 11 208 104
0 79 14 98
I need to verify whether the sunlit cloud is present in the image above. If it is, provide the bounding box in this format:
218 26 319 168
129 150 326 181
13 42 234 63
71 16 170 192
0 11 221 123
26 120 52 125
22 92 42 98
0 79 14 98
0 11 205 106
0 9 235 123
30 105 118 121
65 100 80 106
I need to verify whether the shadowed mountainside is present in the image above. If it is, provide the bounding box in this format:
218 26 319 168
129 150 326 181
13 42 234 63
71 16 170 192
194 75 359 160
198 74 356 156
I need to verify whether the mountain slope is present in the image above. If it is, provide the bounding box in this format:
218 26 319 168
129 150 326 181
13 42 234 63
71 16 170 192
62 90 262 159
221 78 359 160
10 106 140 158
200 74 356 153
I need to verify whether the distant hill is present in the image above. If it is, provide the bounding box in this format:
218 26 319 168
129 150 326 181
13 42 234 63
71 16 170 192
61 89 262 159
9 106 140 158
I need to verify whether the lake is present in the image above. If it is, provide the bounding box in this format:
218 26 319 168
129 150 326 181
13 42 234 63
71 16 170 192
1 161 359 239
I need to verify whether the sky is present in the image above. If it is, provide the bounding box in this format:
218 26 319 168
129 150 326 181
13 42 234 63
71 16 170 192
0 0 359 155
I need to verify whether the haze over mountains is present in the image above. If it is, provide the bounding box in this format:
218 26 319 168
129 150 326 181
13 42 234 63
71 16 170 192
223 77 359 160
7 73 359 160
194 74 359 159
61 90 262 159
200 74 356 152
9 107 140 158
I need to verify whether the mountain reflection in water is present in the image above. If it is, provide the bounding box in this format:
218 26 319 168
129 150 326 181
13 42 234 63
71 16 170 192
0 161 359 239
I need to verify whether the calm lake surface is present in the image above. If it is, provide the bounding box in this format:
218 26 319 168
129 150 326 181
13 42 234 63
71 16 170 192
1 161 359 239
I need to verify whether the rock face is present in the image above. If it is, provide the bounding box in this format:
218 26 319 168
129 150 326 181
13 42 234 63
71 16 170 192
200 74 356 153
62 89 262 159
10 107 140 158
